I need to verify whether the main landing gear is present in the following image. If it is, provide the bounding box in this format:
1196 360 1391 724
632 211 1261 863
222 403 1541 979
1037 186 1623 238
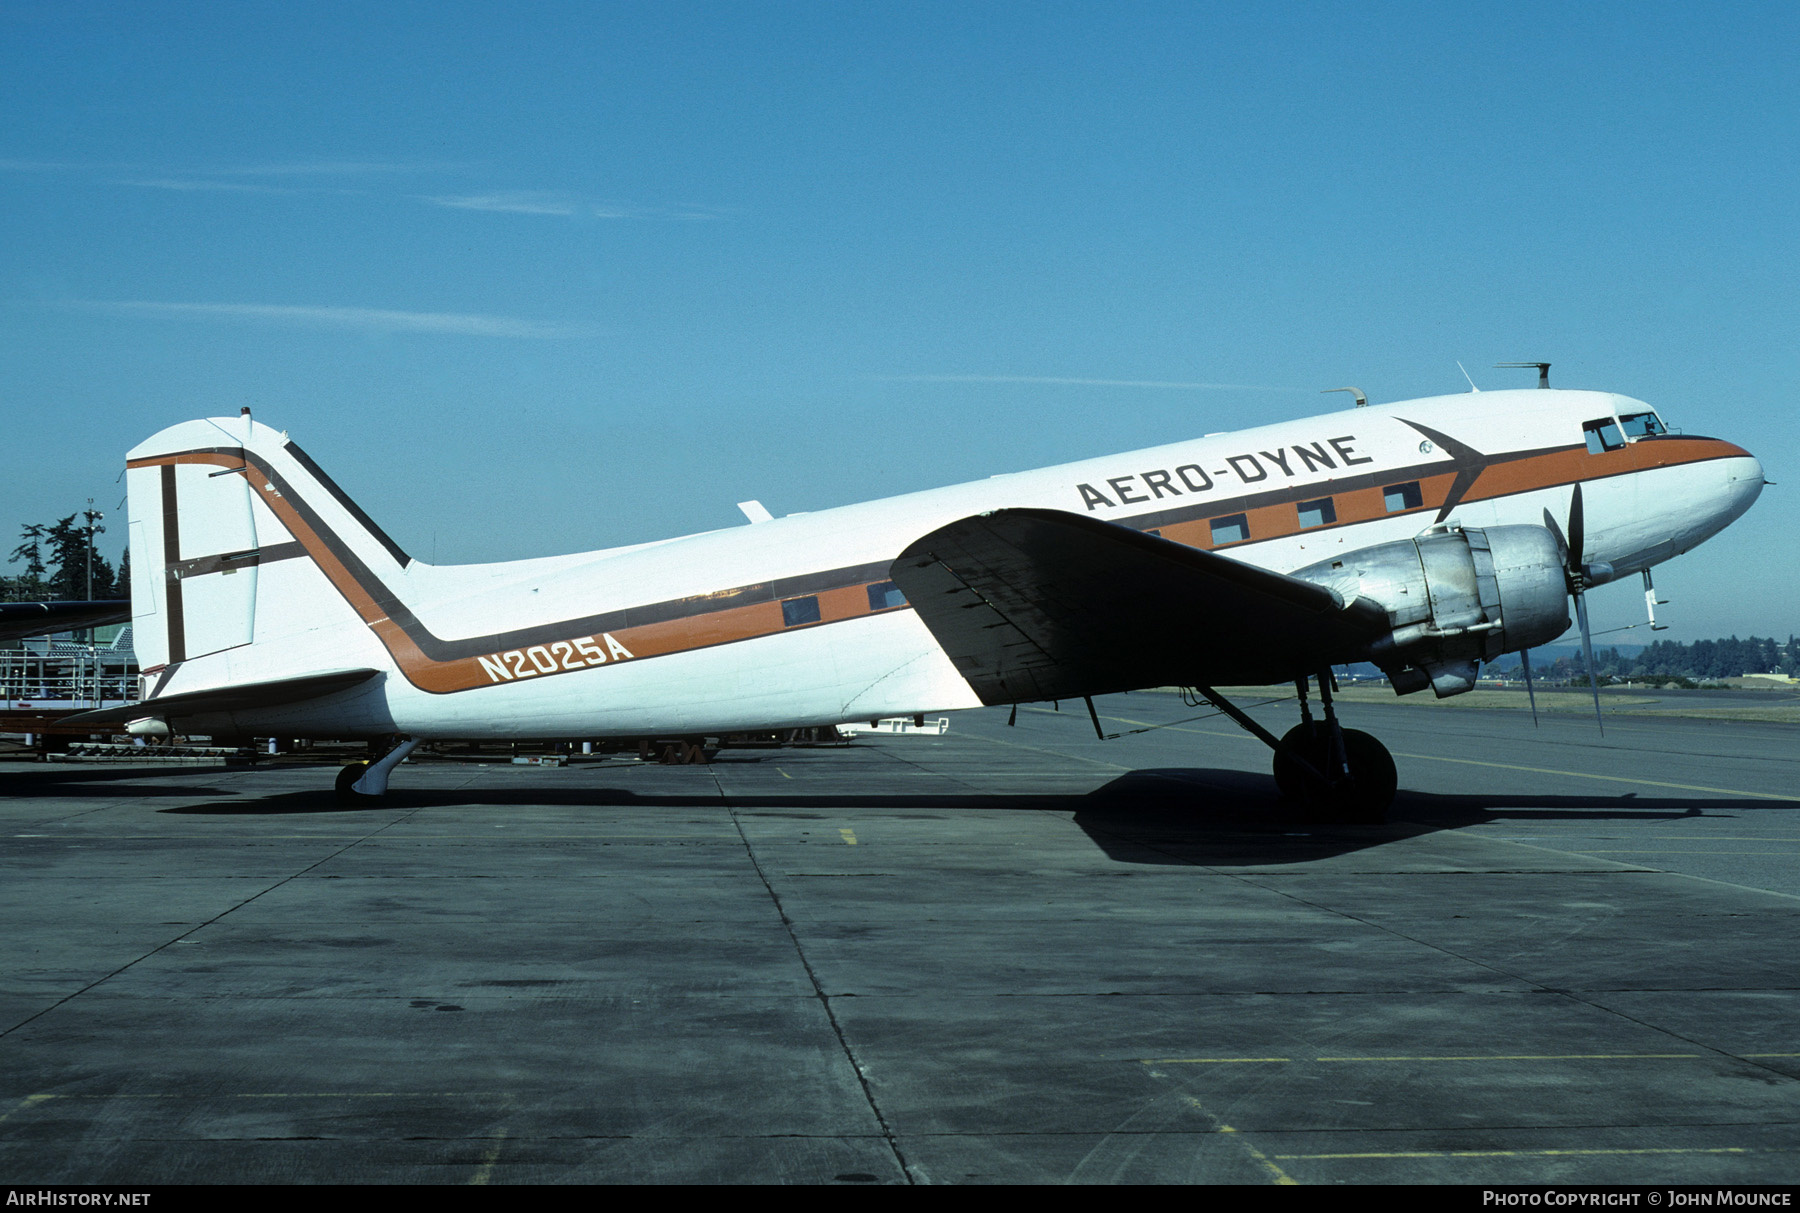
335 737 422 804
1195 675 1397 823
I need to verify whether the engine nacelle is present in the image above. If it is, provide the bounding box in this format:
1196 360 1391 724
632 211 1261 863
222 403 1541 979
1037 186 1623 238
1291 525 1569 697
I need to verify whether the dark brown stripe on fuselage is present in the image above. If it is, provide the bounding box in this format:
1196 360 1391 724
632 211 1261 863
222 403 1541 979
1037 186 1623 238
160 464 186 664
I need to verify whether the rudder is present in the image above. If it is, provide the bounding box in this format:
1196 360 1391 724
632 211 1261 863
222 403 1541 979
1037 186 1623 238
125 410 410 678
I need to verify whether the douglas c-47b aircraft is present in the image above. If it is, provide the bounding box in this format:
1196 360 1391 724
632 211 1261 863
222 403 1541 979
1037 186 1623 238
75 381 1764 819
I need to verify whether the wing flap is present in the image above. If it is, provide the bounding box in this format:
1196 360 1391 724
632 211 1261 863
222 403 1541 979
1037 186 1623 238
891 509 1388 703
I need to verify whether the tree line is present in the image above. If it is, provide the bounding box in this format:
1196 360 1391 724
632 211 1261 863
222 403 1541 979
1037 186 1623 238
1496 635 1799 683
3 515 129 602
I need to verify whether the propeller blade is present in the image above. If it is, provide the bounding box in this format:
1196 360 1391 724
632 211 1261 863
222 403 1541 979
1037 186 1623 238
1542 507 1565 549
1574 592 1604 735
1520 647 1540 727
1542 506 1570 568
1567 482 1586 576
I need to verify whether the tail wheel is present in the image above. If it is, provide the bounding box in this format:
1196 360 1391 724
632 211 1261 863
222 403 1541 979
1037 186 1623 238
335 760 374 803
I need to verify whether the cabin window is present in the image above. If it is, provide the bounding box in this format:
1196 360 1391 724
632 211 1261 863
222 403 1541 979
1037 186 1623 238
1209 514 1249 545
1297 497 1336 528
781 596 821 627
1383 482 1422 512
866 581 907 611
1618 411 1666 439
1583 418 1626 453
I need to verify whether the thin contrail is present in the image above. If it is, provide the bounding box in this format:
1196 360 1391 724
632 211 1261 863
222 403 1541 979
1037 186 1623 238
881 374 1294 391
58 300 587 339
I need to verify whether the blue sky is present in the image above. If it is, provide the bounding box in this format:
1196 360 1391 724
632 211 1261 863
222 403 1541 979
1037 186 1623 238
3 1 1794 644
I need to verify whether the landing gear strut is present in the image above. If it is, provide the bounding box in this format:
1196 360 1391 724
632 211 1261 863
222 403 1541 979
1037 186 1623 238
335 737 421 803
1197 675 1396 822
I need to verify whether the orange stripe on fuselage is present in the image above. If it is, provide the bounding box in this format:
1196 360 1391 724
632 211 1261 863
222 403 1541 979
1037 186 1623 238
1197 435 1747 554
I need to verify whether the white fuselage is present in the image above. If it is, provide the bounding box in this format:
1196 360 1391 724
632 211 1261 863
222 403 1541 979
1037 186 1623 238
125 389 1763 740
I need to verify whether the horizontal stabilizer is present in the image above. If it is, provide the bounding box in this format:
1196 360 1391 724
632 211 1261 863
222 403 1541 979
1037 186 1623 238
0 601 132 642
66 668 383 726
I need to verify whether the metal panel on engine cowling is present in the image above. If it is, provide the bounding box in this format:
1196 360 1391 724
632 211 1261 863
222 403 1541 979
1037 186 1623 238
1417 531 1486 632
1482 526 1570 654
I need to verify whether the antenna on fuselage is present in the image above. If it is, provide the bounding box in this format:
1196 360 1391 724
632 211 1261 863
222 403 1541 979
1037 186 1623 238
1322 386 1366 407
1496 361 1551 389
1457 362 1480 392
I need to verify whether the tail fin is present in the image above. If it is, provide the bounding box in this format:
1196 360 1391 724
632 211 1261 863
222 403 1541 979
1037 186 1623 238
125 412 411 674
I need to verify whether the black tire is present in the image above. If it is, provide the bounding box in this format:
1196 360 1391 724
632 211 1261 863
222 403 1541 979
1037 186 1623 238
1299 728 1397 823
1339 729 1398 821
1272 721 1328 800
335 761 374 803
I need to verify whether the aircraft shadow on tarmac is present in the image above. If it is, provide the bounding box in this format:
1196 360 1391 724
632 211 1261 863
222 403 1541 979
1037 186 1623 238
142 762 1797 865
0 763 241 797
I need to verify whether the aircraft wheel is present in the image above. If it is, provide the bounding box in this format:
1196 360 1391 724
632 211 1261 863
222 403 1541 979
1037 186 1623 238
335 761 378 803
1272 722 1327 800
1299 729 1396 823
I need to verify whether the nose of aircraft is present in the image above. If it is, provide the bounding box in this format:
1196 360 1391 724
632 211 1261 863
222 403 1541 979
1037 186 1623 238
1722 452 1766 524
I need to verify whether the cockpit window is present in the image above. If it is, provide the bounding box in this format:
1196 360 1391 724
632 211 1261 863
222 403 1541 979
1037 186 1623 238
1583 418 1625 454
1618 411 1667 438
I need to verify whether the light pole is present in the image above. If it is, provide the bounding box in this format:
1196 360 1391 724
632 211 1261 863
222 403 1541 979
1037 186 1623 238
83 498 104 644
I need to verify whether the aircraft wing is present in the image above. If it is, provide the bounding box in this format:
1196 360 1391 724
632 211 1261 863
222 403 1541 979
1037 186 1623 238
0 601 132 642
891 508 1390 704
63 668 384 726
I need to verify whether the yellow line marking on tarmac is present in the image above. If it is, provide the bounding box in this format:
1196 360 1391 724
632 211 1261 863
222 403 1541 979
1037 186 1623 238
1386 752 1794 801
1148 1057 1294 1064
1148 1052 1744 1064
1497 827 1800 835
7 1091 499 1101
776 767 792 779
1582 850 1800 855
966 731 1133 769
1103 715 1249 742
469 1127 508 1185
1274 1147 1759 1161
0 1094 55 1125
840 828 858 845
1095 710 1794 803
1180 1097 1297 1185
1312 1053 1704 1063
